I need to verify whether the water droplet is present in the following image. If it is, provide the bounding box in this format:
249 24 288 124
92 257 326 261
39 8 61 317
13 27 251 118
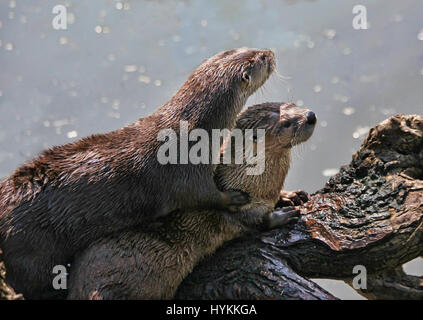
116 2 123 10
380 108 396 116
420 68 423 76
333 94 349 103
138 75 151 84
343 47 351 55
331 76 340 84
418 30 423 41
107 54 115 61
322 168 339 177
101 97 109 104
154 80 162 86
359 74 379 83
59 36 68 45
95 25 103 33
352 126 370 139
53 119 69 127
296 100 304 107
324 29 336 40
201 19 208 27
20 15 27 24
9 0 16 8
313 85 322 93
112 99 120 109
124 65 137 72
320 121 328 127
343 107 355 116
67 131 78 139
5 42 14 51
107 111 120 119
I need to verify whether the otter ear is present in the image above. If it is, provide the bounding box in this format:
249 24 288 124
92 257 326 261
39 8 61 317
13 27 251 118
242 71 251 83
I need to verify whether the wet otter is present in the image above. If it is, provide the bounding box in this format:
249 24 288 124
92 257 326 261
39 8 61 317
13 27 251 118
67 102 316 300
0 48 275 299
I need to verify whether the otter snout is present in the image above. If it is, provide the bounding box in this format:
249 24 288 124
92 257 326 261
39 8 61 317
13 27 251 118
306 111 317 125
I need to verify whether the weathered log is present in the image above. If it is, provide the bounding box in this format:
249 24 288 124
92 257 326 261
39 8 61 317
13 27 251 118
347 266 423 300
176 114 423 300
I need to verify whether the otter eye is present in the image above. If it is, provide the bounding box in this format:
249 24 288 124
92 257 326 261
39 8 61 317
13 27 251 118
242 71 251 83
283 120 291 128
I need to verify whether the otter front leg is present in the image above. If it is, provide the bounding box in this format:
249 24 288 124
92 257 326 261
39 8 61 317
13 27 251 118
170 172 250 213
276 190 310 208
264 206 300 229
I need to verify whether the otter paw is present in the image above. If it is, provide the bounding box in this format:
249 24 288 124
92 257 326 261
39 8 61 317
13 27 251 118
276 190 310 208
266 206 300 229
223 190 251 212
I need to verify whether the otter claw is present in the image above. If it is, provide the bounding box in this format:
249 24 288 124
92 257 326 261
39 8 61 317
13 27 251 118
266 206 300 229
276 189 310 208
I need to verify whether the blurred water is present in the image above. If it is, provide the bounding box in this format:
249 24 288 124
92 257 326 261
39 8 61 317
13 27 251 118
0 0 422 299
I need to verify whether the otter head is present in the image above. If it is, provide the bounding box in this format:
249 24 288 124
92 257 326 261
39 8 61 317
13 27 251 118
201 47 276 98
237 102 316 153
172 48 276 127
216 102 316 201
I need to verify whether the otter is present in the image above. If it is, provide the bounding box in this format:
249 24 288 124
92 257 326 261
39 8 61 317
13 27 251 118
0 48 275 299
67 102 317 300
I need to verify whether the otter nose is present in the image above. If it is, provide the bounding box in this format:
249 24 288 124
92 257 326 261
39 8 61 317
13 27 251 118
306 111 316 125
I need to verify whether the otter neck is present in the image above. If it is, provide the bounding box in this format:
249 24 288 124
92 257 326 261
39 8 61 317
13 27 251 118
216 148 291 203
159 82 249 132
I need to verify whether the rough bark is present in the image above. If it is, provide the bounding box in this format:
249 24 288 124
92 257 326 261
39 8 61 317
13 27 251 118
1 114 422 300
176 114 423 300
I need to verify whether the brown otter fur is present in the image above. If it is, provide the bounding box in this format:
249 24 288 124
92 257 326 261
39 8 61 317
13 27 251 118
0 48 275 299
67 102 316 300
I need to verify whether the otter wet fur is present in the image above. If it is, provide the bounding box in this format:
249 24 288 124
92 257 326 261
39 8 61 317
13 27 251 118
0 48 275 299
67 102 317 300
